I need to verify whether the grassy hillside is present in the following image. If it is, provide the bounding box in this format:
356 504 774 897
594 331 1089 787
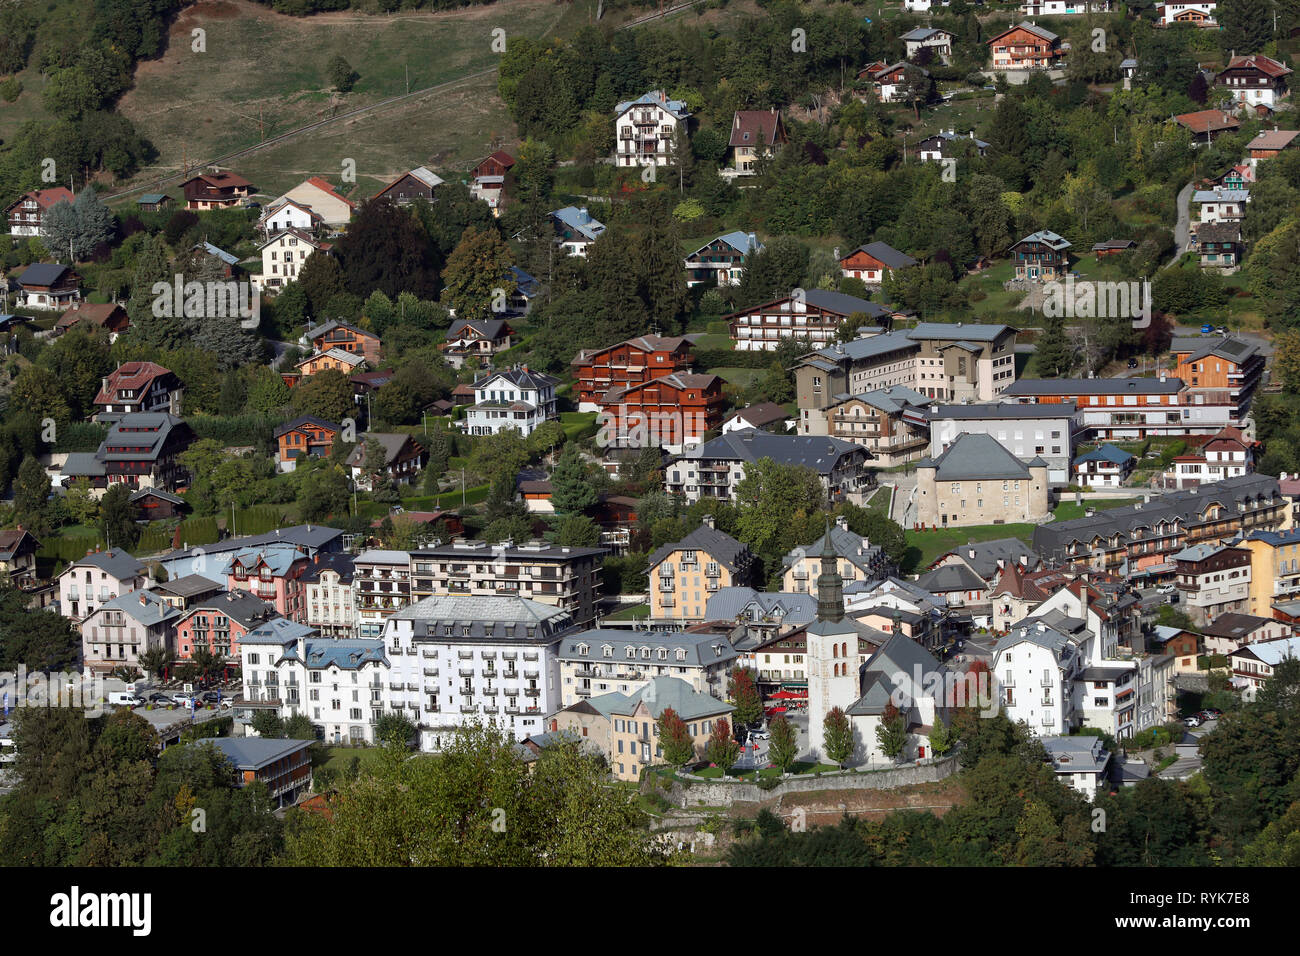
114 0 594 198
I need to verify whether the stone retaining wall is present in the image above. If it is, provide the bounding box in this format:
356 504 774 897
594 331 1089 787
657 755 960 808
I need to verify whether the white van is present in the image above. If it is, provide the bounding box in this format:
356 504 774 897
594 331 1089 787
108 692 143 708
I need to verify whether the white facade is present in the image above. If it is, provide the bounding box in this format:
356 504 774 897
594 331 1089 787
615 92 689 168
1022 0 1110 13
1157 2 1216 25
993 624 1084 736
253 230 324 292
240 622 389 745
460 370 559 437
58 552 148 623
353 550 411 639
380 596 571 752
929 411 1075 485
259 200 317 236
305 568 357 637
1194 190 1248 225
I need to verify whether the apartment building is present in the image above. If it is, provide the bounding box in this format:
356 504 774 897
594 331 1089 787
780 516 891 593
555 676 732 782
381 595 576 751
408 538 607 627
597 372 727 454
224 545 311 624
794 322 1018 436
571 334 694 411
726 289 905 352
1002 376 1235 439
1231 635 1300 691
239 619 389 745
353 550 412 638
645 518 755 623
93 362 184 423
822 385 932 466
1032 474 1285 576
928 402 1077 485
1171 337 1265 425
1237 527 1300 616
1161 427 1254 489
81 590 181 676
614 90 690 168
665 428 873 505
174 591 278 663
555 629 737 707
58 549 148 623
1172 543 1251 626
303 553 357 638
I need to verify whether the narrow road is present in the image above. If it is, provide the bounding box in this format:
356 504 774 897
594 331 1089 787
1165 181 1195 269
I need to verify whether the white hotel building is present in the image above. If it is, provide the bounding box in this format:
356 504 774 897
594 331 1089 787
380 594 575 752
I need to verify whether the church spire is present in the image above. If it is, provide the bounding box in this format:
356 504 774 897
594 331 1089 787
815 517 844 623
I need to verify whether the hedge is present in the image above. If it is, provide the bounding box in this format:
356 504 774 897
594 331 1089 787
187 414 279 446
52 422 109 453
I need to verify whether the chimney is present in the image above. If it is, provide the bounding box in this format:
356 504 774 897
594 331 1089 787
734 113 740 129
1019 554 1028 568
1079 582 1088 623
835 515 849 532
702 513 715 530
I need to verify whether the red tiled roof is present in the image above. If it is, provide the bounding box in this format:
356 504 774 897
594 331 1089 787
1175 110 1241 135
1222 54 1293 79
93 361 174 405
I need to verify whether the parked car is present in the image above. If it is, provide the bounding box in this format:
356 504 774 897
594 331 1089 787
145 692 176 706
108 692 143 708
1127 357 1139 369
1217 326 1227 334
173 693 199 707
1200 324 1214 334
1184 715 1202 727
1205 707 1223 718
1156 584 1176 594
199 691 221 704
751 728 771 741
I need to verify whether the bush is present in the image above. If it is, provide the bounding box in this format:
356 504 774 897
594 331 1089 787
0 77 22 103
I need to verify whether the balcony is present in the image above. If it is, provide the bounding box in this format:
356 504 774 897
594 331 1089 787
574 667 598 678
458 650 474 660
501 652 517 661
523 653 539 662
458 667 475 678
524 670 539 680
505 704 522 714
525 688 541 698
483 705 499 715
576 688 591 697
460 705 477 714
503 670 519 681
423 668 439 677
482 687 498 696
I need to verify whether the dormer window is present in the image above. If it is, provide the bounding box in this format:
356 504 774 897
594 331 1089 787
626 647 636 659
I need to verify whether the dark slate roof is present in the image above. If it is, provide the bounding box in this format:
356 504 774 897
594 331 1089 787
1074 444 1135 466
940 537 1040 580
130 487 186 506
199 736 313 771
299 552 356 584
1032 474 1281 558
931 402 1076 420
65 548 146 580
845 241 917 270
645 523 751 576
1170 336 1258 365
916 433 1031 480
447 318 510 340
781 524 885 576
908 321 1014 343
152 574 222 599
273 415 341 439
679 428 867 474
183 590 279 628
916 563 987 594
17 263 73 286
388 594 573 642
1199 612 1276 639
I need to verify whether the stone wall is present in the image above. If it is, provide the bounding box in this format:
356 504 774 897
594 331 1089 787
655 755 960 808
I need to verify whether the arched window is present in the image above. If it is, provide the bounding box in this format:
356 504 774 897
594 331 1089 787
832 644 839 659
841 642 848 658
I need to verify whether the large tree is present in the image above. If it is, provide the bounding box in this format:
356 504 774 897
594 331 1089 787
823 706 855 768
334 197 440 301
441 226 514 319
705 717 740 772
657 707 696 770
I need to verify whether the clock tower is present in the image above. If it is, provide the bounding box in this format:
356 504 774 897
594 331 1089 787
805 522 860 763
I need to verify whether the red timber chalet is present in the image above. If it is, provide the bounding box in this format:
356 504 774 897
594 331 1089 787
726 289 903 352
93 361 184 423
571 334 694 412
4 186 73 237
180 170 254 210
1216 54 1293 112
597 372 727 454
987 22 1063 71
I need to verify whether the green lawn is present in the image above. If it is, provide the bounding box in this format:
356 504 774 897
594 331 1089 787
1050 498 1141 522
904 523 1037 574
313 744 389 778
864 486 893 517
693 761 842 779
711 366 763 388
606 603 650 621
